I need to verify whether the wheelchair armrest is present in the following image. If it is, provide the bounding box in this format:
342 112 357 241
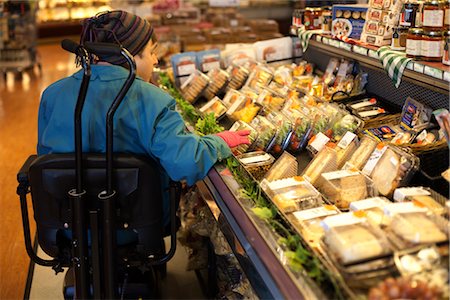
17 155 37 185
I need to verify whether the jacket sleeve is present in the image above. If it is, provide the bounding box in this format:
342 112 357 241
147 101 232 186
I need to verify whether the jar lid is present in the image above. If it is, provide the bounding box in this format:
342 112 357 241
444 30 450 36
408 28 424 34
423 29 443 36
404 2 420 8
424 0 444 5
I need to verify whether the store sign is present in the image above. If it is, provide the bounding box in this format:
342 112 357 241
209 0 239 7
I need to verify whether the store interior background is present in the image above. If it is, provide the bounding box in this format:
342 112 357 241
6 0 432 299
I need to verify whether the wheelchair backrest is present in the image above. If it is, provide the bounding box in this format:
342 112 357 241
28 153 164 258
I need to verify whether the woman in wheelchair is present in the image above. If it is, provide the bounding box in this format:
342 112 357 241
26 10 250 299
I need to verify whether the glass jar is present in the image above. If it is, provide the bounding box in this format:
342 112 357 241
406 28 424 58
321 7 333 33
304 8 315 30
423 0 445 28
443 29 450 64
421 29 444 61
400 2 420 27
392 27 409 50
445 0 450 25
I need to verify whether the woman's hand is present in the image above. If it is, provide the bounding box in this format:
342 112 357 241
215 130 251 148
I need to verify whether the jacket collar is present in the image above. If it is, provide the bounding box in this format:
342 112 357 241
72 65 143 82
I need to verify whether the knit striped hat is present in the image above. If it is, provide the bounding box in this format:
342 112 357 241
80 10 154 65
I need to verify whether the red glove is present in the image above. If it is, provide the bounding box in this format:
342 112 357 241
216 130 251 148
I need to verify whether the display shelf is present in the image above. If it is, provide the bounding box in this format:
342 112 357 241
310 36 450 95
197 166 327 300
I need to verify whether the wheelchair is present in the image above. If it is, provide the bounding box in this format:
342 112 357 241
16 40 180 299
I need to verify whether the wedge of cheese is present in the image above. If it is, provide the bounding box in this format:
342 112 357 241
391 213 447 244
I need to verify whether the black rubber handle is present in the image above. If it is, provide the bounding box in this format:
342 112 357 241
84 42 122 56
61 39 79 54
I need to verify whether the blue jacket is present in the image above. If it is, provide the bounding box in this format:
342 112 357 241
38 65 231 225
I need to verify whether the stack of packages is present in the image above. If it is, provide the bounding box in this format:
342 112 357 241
360 0 404 46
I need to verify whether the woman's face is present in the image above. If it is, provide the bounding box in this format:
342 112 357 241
135 40 159 82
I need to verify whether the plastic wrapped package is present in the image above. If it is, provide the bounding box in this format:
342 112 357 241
264 151 298 182
260 177 322 213
180 70 210 103
199 96 227 120
329 114 364 141
273 64 294 86
222 89 245 108
203 68 230 100
366 145 419 197
349 197 392 226
249 116 277 151
321 213 393 265
292 61 314 77
265 112 293 157
285 110 313 154
226 64 250 90
229 120 258 155
292 75 314 91
387 212 448 247
407 195 446 216
332 131 359 168
256 88 286 112
290 204 340 248
302 146 338 187
320 170 376 210
237 151 275 180
225 96 261 123
245 64 273 90
344 135 378 170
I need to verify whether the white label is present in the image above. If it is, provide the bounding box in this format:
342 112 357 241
230 19 238 26
350 98 377 110
444 71 450 82
268 178 303 190
384 202 428 217
340 42 352 52
393 187 431 202
424 66 443 79
322 170 359 181
350 197 390 211
321 212 364 230
180 73 196 90
293 206 338 221
413 63 425 73
199 97 221 112
406 39 421 56
337 132 357 149
202 61 221 72
421 40 443 58
358 109 384 118
309 132 330 153
322 37 330 45
330 39 340 48
316 35 322 42
226 97 245 115
362 146 387 176
239 153 273 165
423 9 444 27
178 63 196 76
445 8 450 25
368 49 379 59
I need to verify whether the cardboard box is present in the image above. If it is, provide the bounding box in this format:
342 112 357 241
332 4 369 39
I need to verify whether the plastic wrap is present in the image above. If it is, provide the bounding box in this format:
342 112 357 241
180 70 210 103
199 96 227 120
264 151 298 182
237 151 275 180
229 120 258 155
349 197 392 226
226 64 250 90
249 116 277 151
225 96 261 123
265 112 293 157
245 64 273 90
344 135 378 170
302 146 338 187
203 68 230 100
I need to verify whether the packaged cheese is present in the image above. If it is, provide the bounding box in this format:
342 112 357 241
349 197 391 226
320 170 375 209
261 177 322 213
264 151 298 182
302 146 338 187
345 135 378 170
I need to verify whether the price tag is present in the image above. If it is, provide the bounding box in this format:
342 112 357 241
362 144 387 176
413 63 425 73
202 61 221 72
350 98 377 110
406 62 415 71
353 45 368 56
321 213 364 230
293 206 338 221
349 197 390 211
309 132 330 154
384 202 428 217
329 39 340 48
368 49 379 59
322 37 330 45
337 132 357 149
424 66 443 80
239 153 273 165
315 35 322 42
209 0 239 6
178 63 197 76
339 41 352 52
444 71 450 82
393 187 431 202
322 170 358 181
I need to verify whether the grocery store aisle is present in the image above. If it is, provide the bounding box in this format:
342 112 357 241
0 43 204 299
0 43 74 300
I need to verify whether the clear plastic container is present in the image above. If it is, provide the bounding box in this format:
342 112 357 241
322 216 393 265
273 64 294 86
291 204 340 248
261 177 322 213
349 197 392 226
302 146 338 187
388 212 448 246
331 132 359 168
180 70 210 104
263 151 298 182
285 110 313 154
369 145 420 197
245 65 273 90
256 88 286 112
265 112 294 157
329 114 364 142
203 68 230 100
344 135 378 170
226 97 261 123
198 96 227 120
229 120 258 155
226 64 250 90
249 116 277 151
320 170 376 210
406 194 446 216
222 89 245 108
237 151 275 181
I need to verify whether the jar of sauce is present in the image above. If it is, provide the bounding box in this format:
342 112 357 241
444 0 450 25
423 0 445 29
400 2 420 27
421 29 444 61
443 29 450 64
406 28 424 58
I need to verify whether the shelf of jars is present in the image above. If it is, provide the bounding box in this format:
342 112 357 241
308 34 450 94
